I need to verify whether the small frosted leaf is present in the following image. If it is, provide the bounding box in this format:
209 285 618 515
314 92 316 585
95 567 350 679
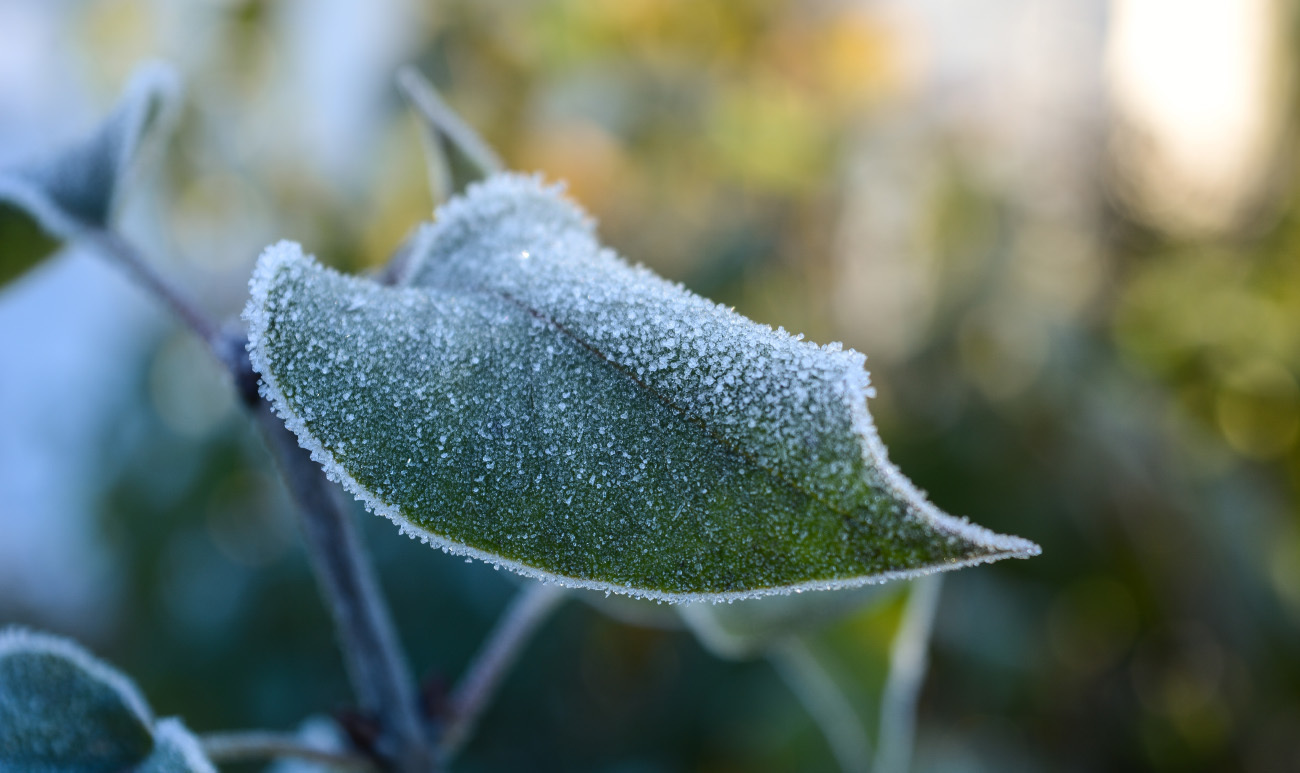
680 585 899 659
136 720 216 773
0 627 154 772
245 175 1039 602
0 63 179 282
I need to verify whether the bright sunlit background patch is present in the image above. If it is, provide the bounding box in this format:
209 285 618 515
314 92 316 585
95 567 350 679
1108 0 1286 234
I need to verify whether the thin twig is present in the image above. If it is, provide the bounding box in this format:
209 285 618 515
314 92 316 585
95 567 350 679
374 229 424 287
769 638 871 773
439 583 566 759
874 575 944 773
84 223 436 769
396 67 504 178
84 228 226 365
256 406 436 772
413 116 454 205
201 730 378 771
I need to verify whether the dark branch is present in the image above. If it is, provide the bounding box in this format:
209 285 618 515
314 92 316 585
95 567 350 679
256 406 436 771
84 228 437 771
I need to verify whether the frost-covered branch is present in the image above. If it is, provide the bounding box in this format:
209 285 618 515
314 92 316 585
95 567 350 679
201 730 378 771
874 575 944 773
256 406 435 772
85 228 228 368
769 638 871 773
79 225 434 771
439 583 566 759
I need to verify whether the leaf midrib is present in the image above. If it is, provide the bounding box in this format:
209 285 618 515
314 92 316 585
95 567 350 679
493 289 872 529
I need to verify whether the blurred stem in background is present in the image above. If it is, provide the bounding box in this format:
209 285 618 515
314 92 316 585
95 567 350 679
201 729 379 770
769 638 872 773
767 575 944 773
874 575 943 773
79 221 439 770
54 65 558 772
255 405 435 771
438 583 566 761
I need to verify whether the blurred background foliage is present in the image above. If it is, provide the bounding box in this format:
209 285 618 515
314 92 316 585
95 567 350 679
2 0 1299 770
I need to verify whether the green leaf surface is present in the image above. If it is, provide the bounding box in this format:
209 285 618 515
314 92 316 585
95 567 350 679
0 63 178 283
245 174 1039 601
0 628 154 773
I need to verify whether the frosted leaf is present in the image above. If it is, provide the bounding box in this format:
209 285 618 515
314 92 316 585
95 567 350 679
0 627 215 773
0 63 179 283
246 174 1039 602
0 627 154 771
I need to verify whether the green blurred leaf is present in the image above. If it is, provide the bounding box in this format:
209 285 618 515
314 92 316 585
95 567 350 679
136 720 215 773
680 583 900 659
0 628 154 772
245 174 1038 601
0 63 178 284
0 202 60 286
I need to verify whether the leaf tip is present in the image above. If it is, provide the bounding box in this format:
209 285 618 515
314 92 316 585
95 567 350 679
0 60 181 253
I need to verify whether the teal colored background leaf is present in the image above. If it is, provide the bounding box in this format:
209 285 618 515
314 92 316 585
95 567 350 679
0 63 178 283
0 629 214 773
0 628 154 772
246 174 1039 601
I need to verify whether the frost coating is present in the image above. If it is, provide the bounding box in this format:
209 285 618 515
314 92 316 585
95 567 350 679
0 627 154 771
0 628 216 772
404 176 1039 554
246 179 1038 602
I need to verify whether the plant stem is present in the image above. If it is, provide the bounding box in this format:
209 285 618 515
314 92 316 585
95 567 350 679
257 406 435 771
396 67 505 178
374 230 424 287
439 583 566 759
769 638 871 773
201 731 379 771
85 228 228 365
874 574 944 773
84 229 435 770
